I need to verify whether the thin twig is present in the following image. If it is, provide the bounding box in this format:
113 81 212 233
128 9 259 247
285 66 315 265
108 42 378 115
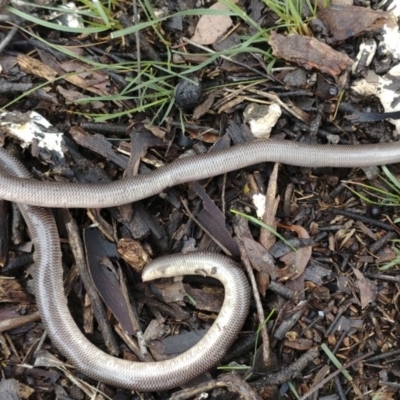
237 240 271 366
0 26 18 54
298 351 374 400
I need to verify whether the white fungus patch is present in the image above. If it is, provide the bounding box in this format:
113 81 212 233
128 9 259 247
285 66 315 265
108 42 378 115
380 23 400 60
379 0 400 60
352 38 377 74
0 111 64 156
252 193 266 219
352 65 400 134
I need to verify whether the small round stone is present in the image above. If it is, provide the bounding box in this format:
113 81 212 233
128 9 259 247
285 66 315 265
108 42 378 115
174 77 203 111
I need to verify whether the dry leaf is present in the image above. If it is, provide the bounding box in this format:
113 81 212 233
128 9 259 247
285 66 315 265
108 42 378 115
60 60 110 96
318 5 395 42
352 268 377 309
191 1 237 45
278 224 312 281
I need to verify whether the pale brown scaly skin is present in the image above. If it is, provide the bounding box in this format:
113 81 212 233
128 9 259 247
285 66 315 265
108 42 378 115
1 138 400 390
2 139 400 208
0 146 251 390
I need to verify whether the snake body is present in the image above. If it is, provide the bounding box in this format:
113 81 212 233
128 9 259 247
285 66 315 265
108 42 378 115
2 139 400 208
1 138 400 390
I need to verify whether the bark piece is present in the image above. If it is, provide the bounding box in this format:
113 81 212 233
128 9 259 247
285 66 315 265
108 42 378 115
193 182 239 257
269 31 353 77
318 5 395 42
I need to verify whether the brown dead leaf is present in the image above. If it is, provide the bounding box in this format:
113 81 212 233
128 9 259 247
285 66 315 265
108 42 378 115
60 60 110 96
143 319 171 342
191 1 237 45
278 224 312 281
318 5 395 42
269 31 353 77
186 129 219 143
17 54 111 97
352 268 377 309
243 237 281 296
57 85 104 109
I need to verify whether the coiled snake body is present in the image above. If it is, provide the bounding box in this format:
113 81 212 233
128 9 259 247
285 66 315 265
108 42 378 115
1 139 399 390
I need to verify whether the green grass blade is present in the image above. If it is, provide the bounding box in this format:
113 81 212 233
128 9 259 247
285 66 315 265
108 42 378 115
91 0 111 26
230 209 296 251
320 343 352 381
7 6 109 33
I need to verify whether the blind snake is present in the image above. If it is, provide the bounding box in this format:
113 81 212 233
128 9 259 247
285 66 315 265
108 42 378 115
1 138 400 390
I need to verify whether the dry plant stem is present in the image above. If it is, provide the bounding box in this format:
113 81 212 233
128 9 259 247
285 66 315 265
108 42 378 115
334 375 347 400
58 365 99 398
0 26 18 54
117 267 148 357
331 209 396 233
62 210 120 356
11 202 24 245
364 272 400 283
222 173 227 215
0 312 40 333
370 231 398 253
380 381 400 389
297 351 374 400
237 240 271 367
214 81 262 109
310 364 329 400
114 324 154 362
245 87 309 122
171 373 262 400
253 347 320 388
260 162 280 249
325 301 352 336
268 280 295 300
273 300 308 341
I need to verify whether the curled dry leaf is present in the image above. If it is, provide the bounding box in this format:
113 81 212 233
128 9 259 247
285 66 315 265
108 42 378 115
191 1 238 45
